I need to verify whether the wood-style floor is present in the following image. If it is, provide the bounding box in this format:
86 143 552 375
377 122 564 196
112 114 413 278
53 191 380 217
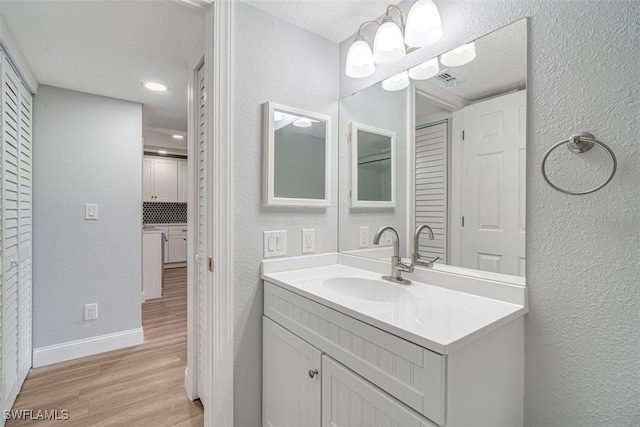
7 267 204 426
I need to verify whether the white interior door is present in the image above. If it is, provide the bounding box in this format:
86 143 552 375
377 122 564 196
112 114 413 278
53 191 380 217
461 90 526 276
195 63 208 401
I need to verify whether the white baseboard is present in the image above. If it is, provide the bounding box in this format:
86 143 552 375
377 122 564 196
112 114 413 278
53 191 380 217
33 328 144 367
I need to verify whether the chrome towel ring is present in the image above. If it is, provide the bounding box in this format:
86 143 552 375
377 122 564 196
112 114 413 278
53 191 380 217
541 132 617 195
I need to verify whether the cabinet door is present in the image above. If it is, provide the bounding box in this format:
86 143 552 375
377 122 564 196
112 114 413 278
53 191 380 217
177 159 188 203
322 356 436 427
143 157 154 201
153 158 178 202
263 317 321 427
167 234 186 263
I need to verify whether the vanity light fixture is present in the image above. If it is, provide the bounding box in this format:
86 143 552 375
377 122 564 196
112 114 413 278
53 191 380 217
293 117 313 128
440 42 476 67
172 134 184 139
143 82 168 92
345 0 443 78
158 150 168 155
408 57 440 80
381 71 410 91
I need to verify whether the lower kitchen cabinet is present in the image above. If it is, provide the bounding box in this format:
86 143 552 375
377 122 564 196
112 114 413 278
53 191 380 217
263 317 321 427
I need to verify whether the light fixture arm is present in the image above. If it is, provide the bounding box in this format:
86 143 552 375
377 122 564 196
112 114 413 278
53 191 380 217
355 20 381 38
385 4 406 35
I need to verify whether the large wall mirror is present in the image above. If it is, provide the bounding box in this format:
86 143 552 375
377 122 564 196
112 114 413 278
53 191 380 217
263 102 331 207
339 19 527 279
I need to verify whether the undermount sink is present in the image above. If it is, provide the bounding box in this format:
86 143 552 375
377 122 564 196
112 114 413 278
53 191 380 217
321 277 412 302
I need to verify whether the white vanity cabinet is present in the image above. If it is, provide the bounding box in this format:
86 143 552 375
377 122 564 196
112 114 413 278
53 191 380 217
263 279 524 427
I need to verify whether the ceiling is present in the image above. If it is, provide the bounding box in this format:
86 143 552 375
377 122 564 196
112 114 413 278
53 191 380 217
0 0 206 146
0 0 405 150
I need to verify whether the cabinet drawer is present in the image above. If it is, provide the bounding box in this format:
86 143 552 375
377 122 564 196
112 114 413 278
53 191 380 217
168 225 188 236
264 282 445 425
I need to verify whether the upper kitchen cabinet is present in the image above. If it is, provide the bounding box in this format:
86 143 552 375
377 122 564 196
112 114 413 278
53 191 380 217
143 156 182 202
178 159 188 203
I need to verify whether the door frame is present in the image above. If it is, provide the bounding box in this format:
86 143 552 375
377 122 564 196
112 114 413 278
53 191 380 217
185 1 234 426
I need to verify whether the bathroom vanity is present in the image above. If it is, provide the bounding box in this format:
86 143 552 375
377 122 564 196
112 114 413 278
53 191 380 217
261 254 527 427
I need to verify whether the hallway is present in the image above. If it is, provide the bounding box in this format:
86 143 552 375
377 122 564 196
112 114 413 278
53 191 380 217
7 267 203 426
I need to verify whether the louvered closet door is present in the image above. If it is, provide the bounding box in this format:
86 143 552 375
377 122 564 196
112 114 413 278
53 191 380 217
196 63 207 401
17 81 32 375
415 121 448 264
2 53 31 409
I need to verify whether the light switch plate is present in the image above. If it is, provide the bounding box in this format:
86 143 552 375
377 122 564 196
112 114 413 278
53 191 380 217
264 230 287 258
302 228 315 253
358 226 369 248
85 203 99 220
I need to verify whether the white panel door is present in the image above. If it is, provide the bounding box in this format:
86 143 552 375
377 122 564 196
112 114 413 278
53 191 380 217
321 356 436 427
461 90 526 276
263 317 321 427
195 63 208 400
152 158 178 202
415 121 448 263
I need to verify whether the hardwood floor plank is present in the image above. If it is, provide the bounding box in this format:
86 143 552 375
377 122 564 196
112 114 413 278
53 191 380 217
7 267 203 427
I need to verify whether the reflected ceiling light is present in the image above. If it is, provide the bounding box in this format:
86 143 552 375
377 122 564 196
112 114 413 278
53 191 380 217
293 118 312 128
274 111 284 121
373 14 405 64
158 150 168 154
172 134 184 139
345 1 443 77
440 42 476 67
143 82 168 91
381 71 410 91
408 57 440 80
404 0 443 47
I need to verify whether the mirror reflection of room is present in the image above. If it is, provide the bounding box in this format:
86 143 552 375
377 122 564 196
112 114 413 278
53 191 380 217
339 18 527 279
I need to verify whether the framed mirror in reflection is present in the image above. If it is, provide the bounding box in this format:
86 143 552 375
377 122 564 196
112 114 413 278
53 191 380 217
339 19 527 280
263 102 331 207
351 122 396 208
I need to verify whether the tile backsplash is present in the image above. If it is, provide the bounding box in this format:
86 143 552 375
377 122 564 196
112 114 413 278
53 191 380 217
143 202 187 224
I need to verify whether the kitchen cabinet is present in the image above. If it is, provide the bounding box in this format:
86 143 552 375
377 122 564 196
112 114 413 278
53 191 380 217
168 225 187 263
143 156 179 202
263 317 321 427
178 159 188 203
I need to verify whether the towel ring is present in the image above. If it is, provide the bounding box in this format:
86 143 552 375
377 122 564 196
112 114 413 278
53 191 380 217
541 132 617 196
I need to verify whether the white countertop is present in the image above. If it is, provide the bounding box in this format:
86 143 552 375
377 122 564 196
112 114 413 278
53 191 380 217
262 254 527 354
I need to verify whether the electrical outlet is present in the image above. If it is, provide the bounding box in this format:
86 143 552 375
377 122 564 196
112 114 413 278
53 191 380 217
84 303 98 321
358 226 369 248
302 228 315 253
264 230 287 257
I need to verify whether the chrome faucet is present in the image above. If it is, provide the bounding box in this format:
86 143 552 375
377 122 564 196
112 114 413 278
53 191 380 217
412 224 439 268
373 226 414 285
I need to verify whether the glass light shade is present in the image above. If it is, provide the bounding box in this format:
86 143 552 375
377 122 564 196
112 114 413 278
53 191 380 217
408 57 440 80
381 71 410 91
293 118 312 128
404 0 443 47
373 18 406 64
440 42 476 67
345 37 375 78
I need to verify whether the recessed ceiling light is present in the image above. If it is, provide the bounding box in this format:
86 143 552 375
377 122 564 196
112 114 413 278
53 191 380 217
158 150 168 154
143 82 168 91
172 134 184 139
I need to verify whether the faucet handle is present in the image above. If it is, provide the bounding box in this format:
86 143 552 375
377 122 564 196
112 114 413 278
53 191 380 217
397 260 415 273
415 255 439 268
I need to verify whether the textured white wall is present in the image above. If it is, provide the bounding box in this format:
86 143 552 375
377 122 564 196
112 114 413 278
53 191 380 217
339 1 639 425
32 86 142 348
339 84 409 256
231 3 339 425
